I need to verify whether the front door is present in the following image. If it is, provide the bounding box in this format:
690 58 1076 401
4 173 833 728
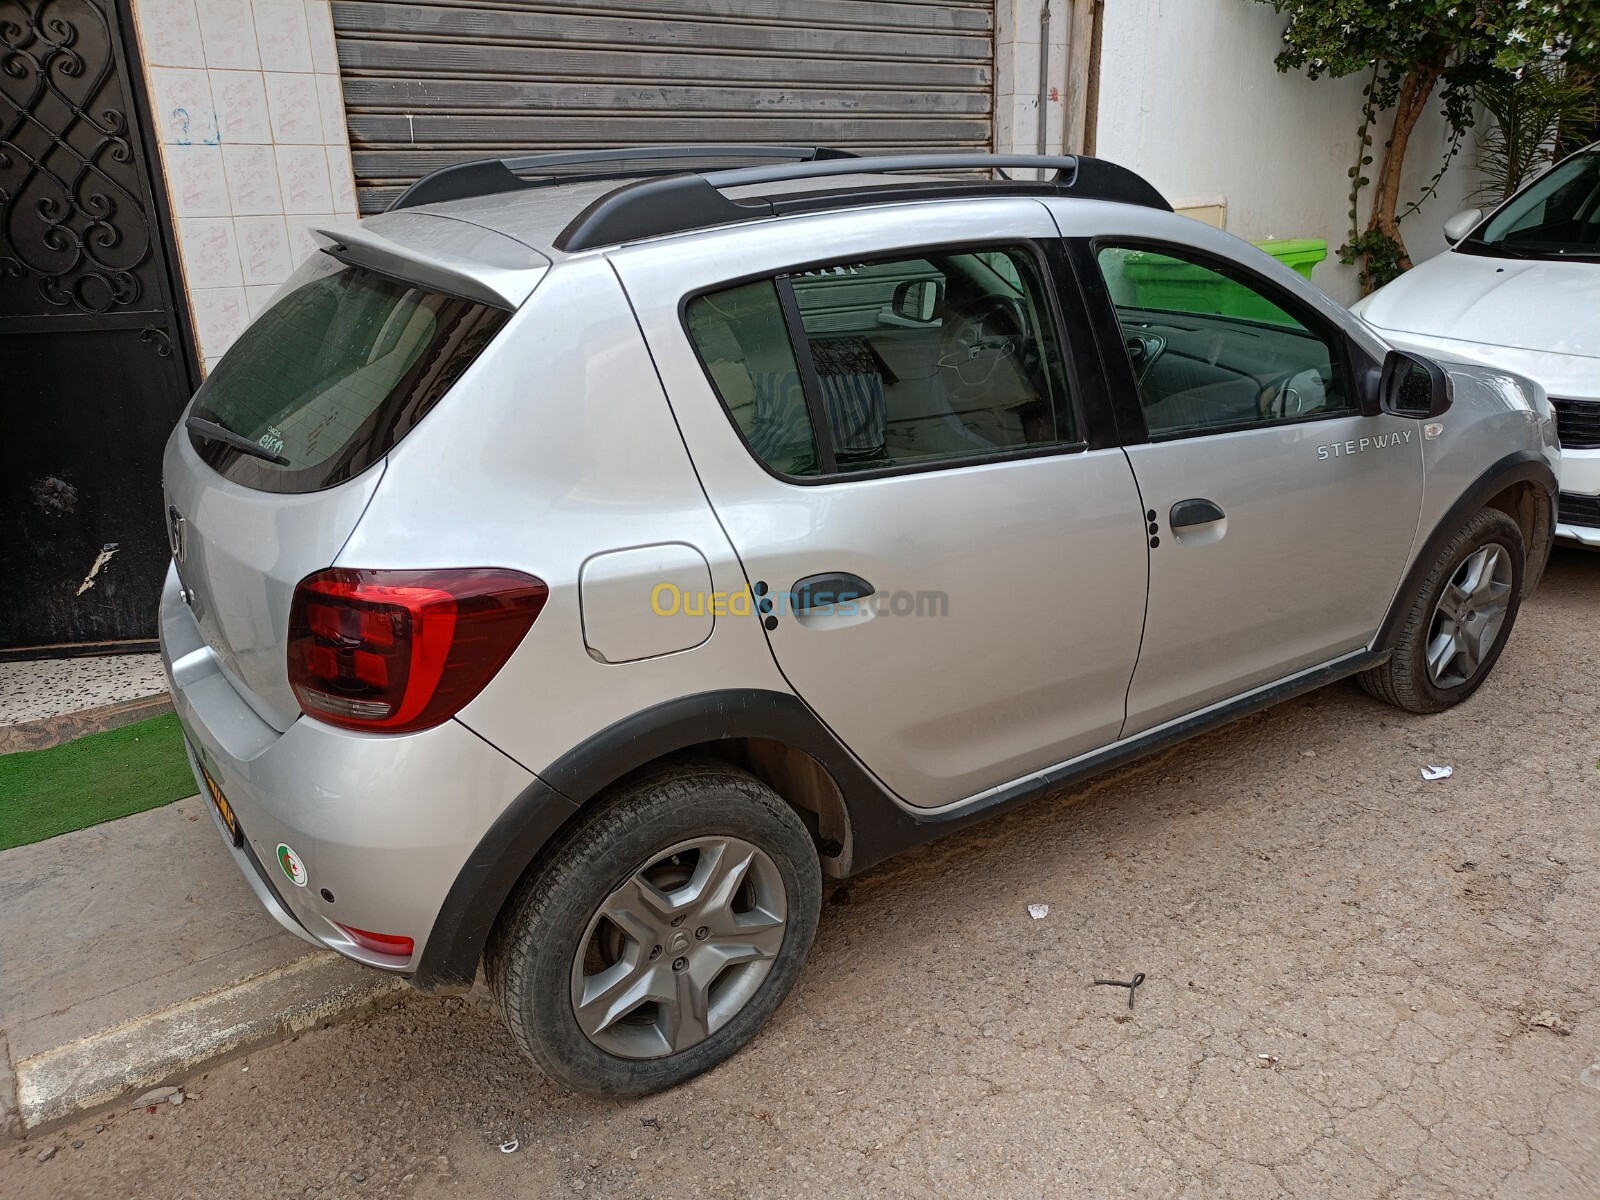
618 202 1150 808
1 0 196 652
1084 240 1424 734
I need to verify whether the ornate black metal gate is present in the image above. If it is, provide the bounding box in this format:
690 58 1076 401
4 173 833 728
1 0 195 654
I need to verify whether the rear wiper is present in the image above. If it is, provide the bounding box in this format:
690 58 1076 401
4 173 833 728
185 414 289 465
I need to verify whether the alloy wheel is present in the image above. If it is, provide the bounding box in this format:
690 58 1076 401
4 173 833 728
1425 543 1513 689
570 836 788 1059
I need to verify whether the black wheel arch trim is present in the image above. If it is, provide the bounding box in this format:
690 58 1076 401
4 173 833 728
1374 450 1557 653
413 690 884 992
415 653 1386 990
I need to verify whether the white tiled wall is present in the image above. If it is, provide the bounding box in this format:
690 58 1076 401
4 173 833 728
132 0 360 372
993 0 1077 165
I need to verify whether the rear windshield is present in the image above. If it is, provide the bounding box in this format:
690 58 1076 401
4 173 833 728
187 254 509 493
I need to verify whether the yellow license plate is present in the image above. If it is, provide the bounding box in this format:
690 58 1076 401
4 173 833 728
201 768 243 847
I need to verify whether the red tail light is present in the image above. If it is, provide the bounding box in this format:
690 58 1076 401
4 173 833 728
287 568 547 733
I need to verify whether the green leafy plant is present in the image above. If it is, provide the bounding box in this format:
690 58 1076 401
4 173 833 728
1474 61 1597 205
1259 1 1600 292
1340 228 1409 292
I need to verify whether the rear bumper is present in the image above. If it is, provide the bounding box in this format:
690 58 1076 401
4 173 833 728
182 736 324 950
158 564 536 975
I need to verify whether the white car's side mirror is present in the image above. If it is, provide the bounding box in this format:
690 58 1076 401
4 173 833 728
1443 208 1483 244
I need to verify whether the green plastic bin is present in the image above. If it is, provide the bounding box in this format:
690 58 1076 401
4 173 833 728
1118 238 1328 324
1252 238 1328 280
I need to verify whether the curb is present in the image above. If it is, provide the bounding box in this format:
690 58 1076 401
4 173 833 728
1 1033 17 1139
10 951 407 1135
0 693 174 755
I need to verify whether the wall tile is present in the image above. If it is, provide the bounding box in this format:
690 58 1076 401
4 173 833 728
325 144 356 213
166 144 231 216
136 0 207 68
210 69 272 143
264 72 323 144
222 144 283 214
253 0 313 71
150 67 218 145
196 0 260 69
177 217 244 287
245 284 283 319
284 213 339 264
304 0 338 73
150 0 362 368
234 215 293 286
315 73 348 145
191 286 250 359
275 144 333 213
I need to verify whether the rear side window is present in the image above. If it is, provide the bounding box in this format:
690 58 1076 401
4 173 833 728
685 245 1077 480
684 280 821 477
187 255 509 493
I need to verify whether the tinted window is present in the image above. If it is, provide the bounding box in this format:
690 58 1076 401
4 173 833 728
188 255 508 493
686 246 1076 477
1096 244 1349 438
683 279 821 477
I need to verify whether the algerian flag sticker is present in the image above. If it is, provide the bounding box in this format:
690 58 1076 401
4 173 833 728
276 843 308 887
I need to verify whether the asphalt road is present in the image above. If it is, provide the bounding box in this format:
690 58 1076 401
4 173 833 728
8 549 1599 1200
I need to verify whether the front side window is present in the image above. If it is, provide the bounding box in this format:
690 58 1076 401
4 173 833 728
188 255 509 493
1095 244 1350 438
685 245 1077 478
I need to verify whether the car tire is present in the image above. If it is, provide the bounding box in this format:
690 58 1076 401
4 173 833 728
1359 507 1526 714
485 756 822 1097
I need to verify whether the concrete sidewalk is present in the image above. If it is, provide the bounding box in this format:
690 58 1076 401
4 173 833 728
0 653 172 752
0 796 406 1136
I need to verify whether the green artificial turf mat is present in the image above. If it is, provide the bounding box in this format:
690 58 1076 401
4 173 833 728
0 713 194 852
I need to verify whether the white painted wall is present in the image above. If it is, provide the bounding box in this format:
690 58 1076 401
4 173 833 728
1093 0 1483 304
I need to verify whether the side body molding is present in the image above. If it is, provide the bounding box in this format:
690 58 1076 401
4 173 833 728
413 455 1556 993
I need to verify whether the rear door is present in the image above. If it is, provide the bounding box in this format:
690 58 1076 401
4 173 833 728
1068 232 1424 734
617 201 1150 808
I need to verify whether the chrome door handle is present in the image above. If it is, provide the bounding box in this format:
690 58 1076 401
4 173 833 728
1170 498 1225 529
791 572 875 612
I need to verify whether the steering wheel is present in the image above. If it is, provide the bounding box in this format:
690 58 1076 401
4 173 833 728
938 294 1029 403
1124 332 1167 386
1258 366 1331 420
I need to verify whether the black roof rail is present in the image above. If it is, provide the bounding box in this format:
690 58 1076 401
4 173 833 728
387 145 858 212
553 153 1171 252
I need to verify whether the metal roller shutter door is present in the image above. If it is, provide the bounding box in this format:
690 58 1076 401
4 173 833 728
331 1 994 213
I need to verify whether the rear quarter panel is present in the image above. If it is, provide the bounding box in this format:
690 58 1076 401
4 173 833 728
336 255 791 780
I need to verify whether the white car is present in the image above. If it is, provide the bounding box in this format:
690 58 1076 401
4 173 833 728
1353 143 1600 547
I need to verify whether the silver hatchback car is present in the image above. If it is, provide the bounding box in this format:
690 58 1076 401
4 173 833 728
161 147 1558 1096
